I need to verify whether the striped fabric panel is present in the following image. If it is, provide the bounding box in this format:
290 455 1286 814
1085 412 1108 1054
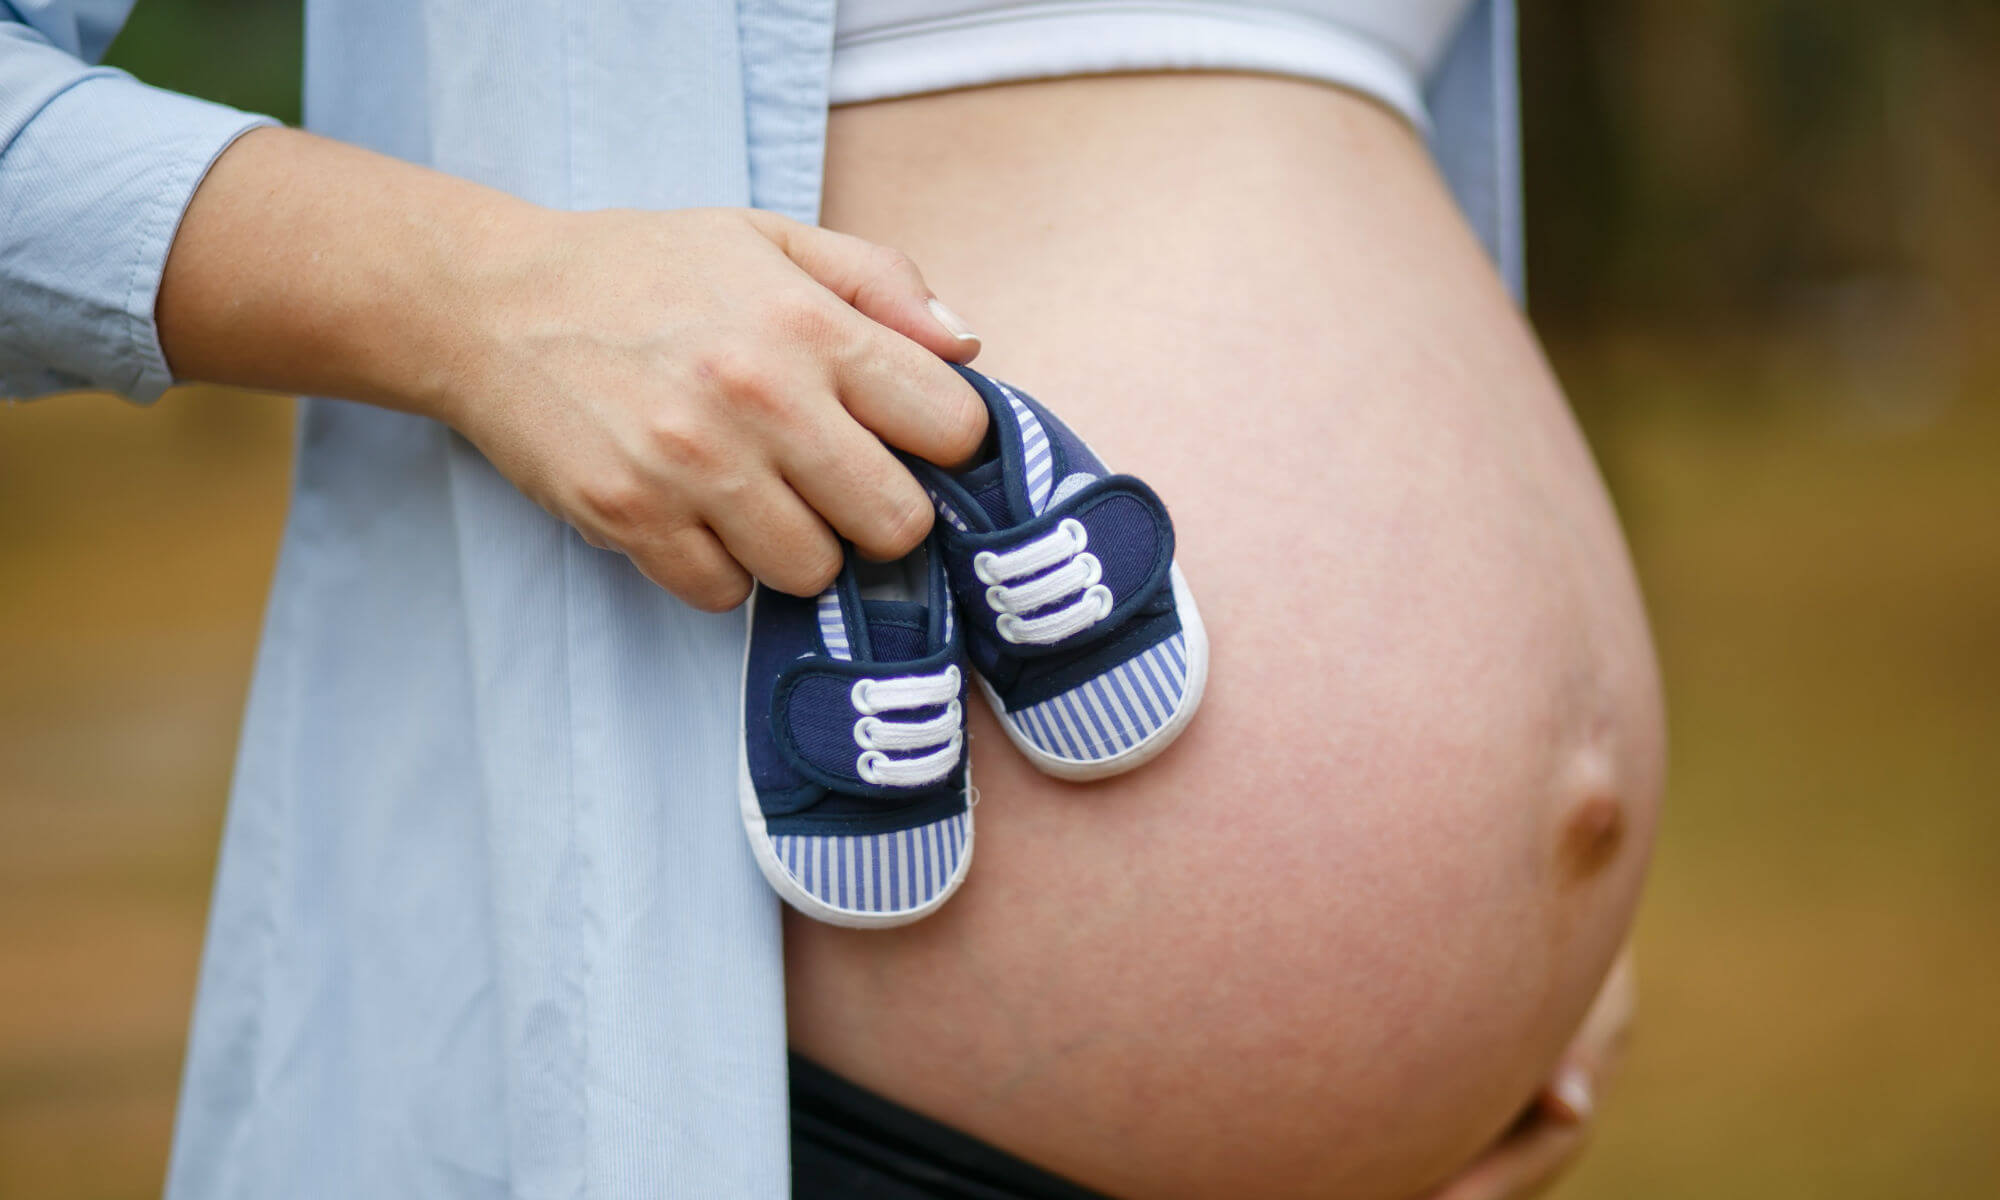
770 811 971 915
921 486 962 643
925 485 972 534
815 588 851 660
1006 633 1188 762
995 382 1054 515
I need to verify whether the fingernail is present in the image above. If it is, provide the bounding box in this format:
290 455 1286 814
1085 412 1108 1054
927 297 980 345
1551 1069 1594 1123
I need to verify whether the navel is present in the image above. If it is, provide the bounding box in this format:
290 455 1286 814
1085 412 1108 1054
1559 792 1627 880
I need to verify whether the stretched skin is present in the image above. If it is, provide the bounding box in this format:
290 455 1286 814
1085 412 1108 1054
786 72 1665 1200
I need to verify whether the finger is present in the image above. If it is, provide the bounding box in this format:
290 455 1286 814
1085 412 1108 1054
1525 946 1637 1135
620 523 753 613
1553 946 1638 1098
1589 947 1638 1065
830 315 990 468
1426 947 1636 1200
1423 1118 1590 1200
1540 1064 1596 1126
704 474 845 597
751 211 983 362
777 410 936 562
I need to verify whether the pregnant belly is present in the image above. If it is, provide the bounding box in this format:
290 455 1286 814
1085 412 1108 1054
792 73 1664 1200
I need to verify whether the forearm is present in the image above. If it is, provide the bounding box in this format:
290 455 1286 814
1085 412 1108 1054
156 125 540 422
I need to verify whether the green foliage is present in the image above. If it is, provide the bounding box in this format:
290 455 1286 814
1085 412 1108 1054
103 0 303 125
1523 0 1999 330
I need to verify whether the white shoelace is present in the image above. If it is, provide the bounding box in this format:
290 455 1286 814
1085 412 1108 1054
973 518 1114 646
851 665 963 788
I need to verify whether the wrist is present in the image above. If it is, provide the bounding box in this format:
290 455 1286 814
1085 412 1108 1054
157 126 562 421
362 192 558 430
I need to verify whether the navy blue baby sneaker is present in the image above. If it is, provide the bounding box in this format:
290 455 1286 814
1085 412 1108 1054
738 535 973 927
901 363 1209 781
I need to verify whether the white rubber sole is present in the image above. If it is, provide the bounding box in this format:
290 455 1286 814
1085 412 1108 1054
980 562 1210 783
737 589 974 930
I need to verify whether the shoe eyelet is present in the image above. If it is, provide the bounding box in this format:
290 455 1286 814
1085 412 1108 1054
855 750 886 785
1087 583 1114 619
1059 517 1089 552
994 613 1024 644
853 716 881 750
973 550 1003 586
850 678 878 714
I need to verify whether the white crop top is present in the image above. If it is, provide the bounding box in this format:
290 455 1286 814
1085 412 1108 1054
830 0 1479 127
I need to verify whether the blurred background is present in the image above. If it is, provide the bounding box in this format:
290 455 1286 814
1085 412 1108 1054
2 1 1995 1196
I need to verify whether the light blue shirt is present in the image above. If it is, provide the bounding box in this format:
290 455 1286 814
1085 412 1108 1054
0 2 1518 1194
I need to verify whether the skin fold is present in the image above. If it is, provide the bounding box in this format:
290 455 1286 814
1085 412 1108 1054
787 72 1665 1200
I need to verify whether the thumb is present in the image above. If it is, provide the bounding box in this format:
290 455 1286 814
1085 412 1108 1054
753 212 983 362
1539 947 1637 1124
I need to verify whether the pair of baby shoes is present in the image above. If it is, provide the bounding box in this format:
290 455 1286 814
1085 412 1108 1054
737 363 1210 927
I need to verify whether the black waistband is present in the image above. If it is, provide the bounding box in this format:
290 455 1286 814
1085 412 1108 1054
790 1053 1111 1200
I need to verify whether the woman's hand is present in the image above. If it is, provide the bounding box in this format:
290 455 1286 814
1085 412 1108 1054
1419 947 1636 1200
159 128 987 612
443 204 986 610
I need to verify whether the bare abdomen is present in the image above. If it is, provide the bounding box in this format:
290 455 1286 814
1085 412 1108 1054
788 72 1664 1200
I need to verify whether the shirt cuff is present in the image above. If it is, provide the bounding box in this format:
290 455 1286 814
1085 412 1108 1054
1 55 275 403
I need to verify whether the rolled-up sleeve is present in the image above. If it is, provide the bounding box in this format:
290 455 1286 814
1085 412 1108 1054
2 6 275 402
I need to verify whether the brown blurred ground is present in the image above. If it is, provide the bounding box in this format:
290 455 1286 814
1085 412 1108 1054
4 1 1999 1197
1 389 287 1194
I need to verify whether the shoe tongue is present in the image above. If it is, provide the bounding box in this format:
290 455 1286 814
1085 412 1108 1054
859 599 932 662
954 458 1017 526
